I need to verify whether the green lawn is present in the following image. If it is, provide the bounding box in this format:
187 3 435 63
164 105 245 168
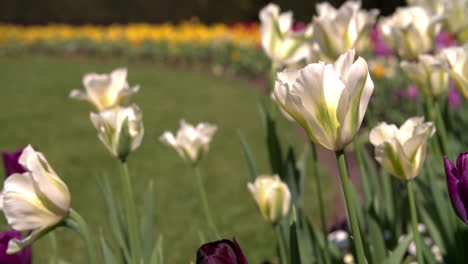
0 55 333 263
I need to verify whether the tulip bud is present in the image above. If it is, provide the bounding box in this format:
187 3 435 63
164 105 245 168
369 117 435 180
437 44 468 98
443 153 468 224
70 68 139 111
247 175 291 224
379 6 442 60
273 49 374 151
196 237 248 264
160 120 217 166
0 230 32 263
259 3 312 66
2 148 26 177
0 145 71 253
90 105 144 162
312 1 378 61
401 54 450 97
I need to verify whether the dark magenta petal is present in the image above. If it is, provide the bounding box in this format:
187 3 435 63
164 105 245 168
445 156 468 224
197 238 248 264
2 148 26 177
0 230 32 264
456 153 468 178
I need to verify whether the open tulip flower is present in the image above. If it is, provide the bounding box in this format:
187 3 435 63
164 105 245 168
273 49 374 151
90 104 144 161
259 3 312 66
197 237 248 264
401 54 450 97
2 148 26 177
437 44 468 98
248 175 291 225
0 145 71 254
70 68 140 110
312 1 378 61
160 120 217 166
370 117 435 180
379 6 442 60
444 153 468 224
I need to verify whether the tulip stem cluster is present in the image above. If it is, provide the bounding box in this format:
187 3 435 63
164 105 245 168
65 209 97 264
311 144 331 264
335 151 367 264
406 180 425 264
194 167 220 239
274 224 288 264
120 161 142 263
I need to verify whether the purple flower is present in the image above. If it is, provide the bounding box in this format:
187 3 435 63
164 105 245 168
448 83 462 109
2 148 26 177
197 237 248 264
0 230 32 264
436 31 457 51
399 84 419 102
444 153 468 224
370 25 394 57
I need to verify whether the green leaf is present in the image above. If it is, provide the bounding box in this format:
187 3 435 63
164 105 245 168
354 140 373 209
238 131 259 180
141 180 156 262
150 236 164 264
100 236 119 264
282 147 302 208
384 232 413 264
419 205 446 253
117 117 131 162
97 176 130 263
289 214 302 264
257 98 283 174
367 207 387 263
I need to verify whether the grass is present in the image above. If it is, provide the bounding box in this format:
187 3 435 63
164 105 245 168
0 54 333 263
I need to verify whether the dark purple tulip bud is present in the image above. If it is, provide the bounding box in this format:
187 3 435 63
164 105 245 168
196 237 248 264
0 230 32 264
444 153 468 224
2 148 26 177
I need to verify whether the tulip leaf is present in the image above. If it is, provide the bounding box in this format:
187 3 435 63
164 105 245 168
117 117 131 162
141 180 156 263
283 147 302 208
367 206 388 263
422 240 439 264
150 236 164 264
419 203 446 254
381 170 396 226
383 232 413 264
238 131 259 180
100 236 119 264
354 140 374 209
289 216 302 264
97 176 131 263
257 98 283 175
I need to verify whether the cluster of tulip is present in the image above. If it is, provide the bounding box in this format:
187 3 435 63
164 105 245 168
0 0 468 263
0 22 267 77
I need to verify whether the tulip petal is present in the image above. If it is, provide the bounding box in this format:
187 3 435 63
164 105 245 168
19 146 70 214
2 173 62 231
232 237 248 264
376 140 413 180
444 156 468 224
7 226 49 254
68 89 88 100
369 122 398 146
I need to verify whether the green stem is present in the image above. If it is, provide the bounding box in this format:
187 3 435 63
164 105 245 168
407 180 424 264
194 166 220 239
275 224 288 264
434 100 448 155
66 209 97 264
270 61 278 92
335 151 367 264
311 144 331 264
120 161 141 263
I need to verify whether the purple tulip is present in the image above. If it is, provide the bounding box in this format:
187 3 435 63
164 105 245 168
444 153 468 224
435 31 457 51
197 237 248 264
448 83 462 109
399 84 419 102
370 25 394 57
2 148 26 177
0 230 32 264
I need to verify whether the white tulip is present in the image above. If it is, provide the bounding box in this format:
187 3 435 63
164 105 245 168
0 145 71 253
90 105 144 160
379 6 442 60
401 54 449 97
312 1 378 61
259 3 312 66
273 49 374 151
408 0 468 40
369 117 435 180
70 68 139 110
247 175 291 224
437 44 468 98
160 120 217 166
